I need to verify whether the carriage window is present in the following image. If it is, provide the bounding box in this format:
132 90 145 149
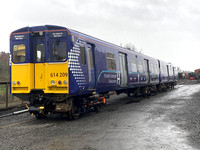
80 46 86 65
52 41 66 61
37 43 45 62
106 52 116 70
138 60 144 72
131 58 137 72
12 44 26 63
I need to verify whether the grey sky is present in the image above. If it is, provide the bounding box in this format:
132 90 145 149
1 0 200 71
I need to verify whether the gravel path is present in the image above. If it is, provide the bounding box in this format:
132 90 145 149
0 83 200 150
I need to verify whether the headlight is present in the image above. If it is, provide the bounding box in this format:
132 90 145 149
51 80 55 85
17 81 20 85
12 81 15 85
63 80 67 85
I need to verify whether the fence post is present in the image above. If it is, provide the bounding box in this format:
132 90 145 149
6 83 8 110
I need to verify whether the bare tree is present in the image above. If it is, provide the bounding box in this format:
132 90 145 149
0 51 9 81
124 43 137 52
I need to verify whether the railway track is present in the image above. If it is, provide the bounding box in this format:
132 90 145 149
0 106 36 129
0 119 35 129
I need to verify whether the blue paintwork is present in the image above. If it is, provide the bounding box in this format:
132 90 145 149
10 25 178 96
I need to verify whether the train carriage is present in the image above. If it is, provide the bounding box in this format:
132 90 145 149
10 25 178 119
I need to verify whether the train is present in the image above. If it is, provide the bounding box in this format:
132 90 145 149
188 72 200 80
10 25 178 119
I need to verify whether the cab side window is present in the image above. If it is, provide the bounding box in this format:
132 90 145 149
12 44 26 63
52 41 66 61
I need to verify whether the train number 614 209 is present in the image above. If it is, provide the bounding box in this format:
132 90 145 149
50 72 68 77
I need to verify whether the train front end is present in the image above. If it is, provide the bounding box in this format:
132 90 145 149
10 25 72 118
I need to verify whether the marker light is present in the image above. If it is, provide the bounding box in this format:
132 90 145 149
58 80 62 85
17 81 20 85
39 31 43 36
63 80 67 85
51 80 55 85
12 81 15 85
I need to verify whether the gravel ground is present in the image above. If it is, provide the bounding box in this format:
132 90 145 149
0 81 200 150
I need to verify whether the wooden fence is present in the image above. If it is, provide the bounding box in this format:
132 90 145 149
0 82 10 110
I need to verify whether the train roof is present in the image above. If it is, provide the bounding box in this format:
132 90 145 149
11 25 66 33
11 25 171 64
67 28 158 61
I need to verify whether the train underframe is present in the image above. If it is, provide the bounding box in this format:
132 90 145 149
21 82 176 119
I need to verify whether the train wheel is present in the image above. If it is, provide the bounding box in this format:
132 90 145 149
95 104 101 112
69 101 80 120
35 113 46 119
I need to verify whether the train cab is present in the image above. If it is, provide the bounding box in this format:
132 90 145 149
10 25 70 99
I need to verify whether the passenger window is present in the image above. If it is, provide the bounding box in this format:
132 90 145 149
138 60 144 73
52 41 66 61
36 43 45 62
80 46 86 65
131 58 137 72
12 44 26 63
106 52 116 70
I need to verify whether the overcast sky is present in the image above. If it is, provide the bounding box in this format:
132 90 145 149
1 0 200 71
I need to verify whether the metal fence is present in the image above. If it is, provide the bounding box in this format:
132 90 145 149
0 82 23 110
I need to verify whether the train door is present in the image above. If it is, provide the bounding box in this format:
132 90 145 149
173 67 175 80
119 53 128 87
144 59 150 83
86 43 96 89
167 65 169 81
34 38 45 89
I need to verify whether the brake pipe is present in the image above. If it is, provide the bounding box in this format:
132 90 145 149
0 109 29 119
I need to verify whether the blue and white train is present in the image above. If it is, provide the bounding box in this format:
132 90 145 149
10 25 178 119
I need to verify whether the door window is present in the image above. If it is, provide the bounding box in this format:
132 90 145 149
80 45 86 65
88 48 94 68
36 43 45 62
138 60 144 73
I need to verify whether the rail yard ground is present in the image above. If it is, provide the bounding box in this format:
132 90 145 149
1 80 200 150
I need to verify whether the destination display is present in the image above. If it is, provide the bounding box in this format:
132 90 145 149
12 34 27 40
50 32 67 38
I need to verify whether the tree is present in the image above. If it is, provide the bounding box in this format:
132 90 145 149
0 52 9 81
123 43 143 54
124 43 137 52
